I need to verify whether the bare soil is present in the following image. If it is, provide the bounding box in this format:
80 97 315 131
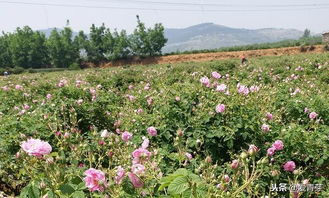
101 45 327 67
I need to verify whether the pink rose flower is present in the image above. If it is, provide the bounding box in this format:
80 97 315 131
248 144 259 155
115 166 125 184
122 131 133 142
211 72 221 79
23 104 30 110
57 79 67 87
215 104 225 113
309 112 318 120
128 172 144 188
15 152 20 159
147 127 157 136
75 80 82 88
302 179 309 185
231 160 239 169
237 85 249 95
200 77 210 87
21 139 52 157
272 140 284 151
114 120 121 128
223 174 230 183
261 124 270 132
141 138 149 149
136 108 143 114
90 88 96 96
76 99 83 105
46 94 52 99
132 148 151 159
250 85 260 92
267 147 276 156
283 161 296 172
63 132 70 139
100 130 109 138
266 113 273 120
147 97 153 106
131 164 145 175
185 152 193 160
144 83 150 90
15 85 23 90
1 86 9 91
84 168 107 192
127 95 135 101
216 84 227 92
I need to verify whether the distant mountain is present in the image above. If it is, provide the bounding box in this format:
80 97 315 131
38 23 304 53
163 23 303 53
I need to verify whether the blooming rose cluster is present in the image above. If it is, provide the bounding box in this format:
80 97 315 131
237 84 250 95
127 138 153 188
283 161 296 172
267 140 284 156
215 104 225 113
21 138 52 157
84 168 107 192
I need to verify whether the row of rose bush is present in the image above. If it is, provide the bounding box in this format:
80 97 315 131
0 53 328 197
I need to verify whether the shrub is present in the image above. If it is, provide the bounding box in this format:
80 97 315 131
12 66 25 74
68 63 81 70
0 53 329 197
324 45 329 51
308 45 315 51
300 45 308 52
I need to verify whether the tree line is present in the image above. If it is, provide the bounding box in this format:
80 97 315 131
0 16 167 71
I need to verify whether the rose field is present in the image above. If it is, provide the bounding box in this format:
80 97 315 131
0 53 329 197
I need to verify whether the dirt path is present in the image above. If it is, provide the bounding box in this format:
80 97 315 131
102 45 327 67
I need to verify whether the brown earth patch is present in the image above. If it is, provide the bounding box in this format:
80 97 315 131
101 45 327 68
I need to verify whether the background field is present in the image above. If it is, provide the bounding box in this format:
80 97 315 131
0 52 329 197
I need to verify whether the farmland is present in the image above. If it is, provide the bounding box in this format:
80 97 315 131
0 52 329 197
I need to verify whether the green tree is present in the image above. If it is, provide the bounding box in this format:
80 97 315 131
47 27 79 68
109 30 131 60
302 29 311 38
9 26 49 68
130 15 167 57
130 15 150 57
147 23 167 56
74 31 88 62
0 33 13 68
85 24 109 63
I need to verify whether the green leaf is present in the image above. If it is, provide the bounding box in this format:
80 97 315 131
173 168 188 176
19 185 29 198
159 174 180 191
122 177 136 195
187 173 202 183
59 184 75 195
46 190 55 198
168 176 189 195
317 159 324 166
71 176 83 185
27 185 40 198
76 182 87 191
181 189 192 198
72 191 85 198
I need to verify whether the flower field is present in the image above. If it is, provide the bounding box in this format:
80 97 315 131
0 53 329 197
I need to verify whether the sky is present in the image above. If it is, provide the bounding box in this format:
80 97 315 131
0 0 328 34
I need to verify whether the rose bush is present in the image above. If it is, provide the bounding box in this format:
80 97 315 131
0 53 328 197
